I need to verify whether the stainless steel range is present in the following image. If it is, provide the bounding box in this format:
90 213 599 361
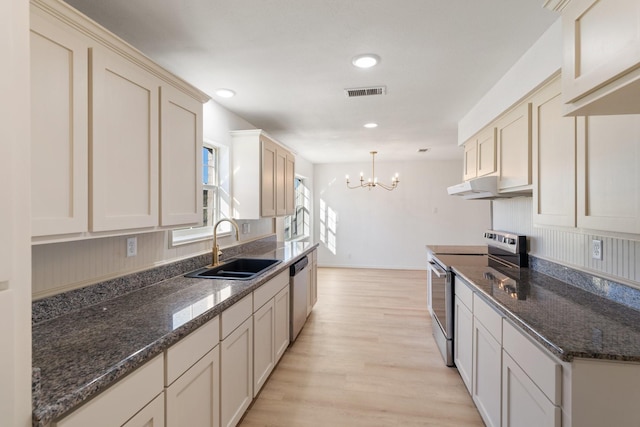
427 230 527 366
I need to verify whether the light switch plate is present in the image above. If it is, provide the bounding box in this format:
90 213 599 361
592 239 603 260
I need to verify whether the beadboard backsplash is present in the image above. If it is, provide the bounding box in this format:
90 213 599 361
32 219 275 299
493 197 640 287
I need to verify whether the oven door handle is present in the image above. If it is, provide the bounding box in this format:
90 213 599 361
428 261 447 277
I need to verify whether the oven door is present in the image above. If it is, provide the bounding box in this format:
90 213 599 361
428 259 454 366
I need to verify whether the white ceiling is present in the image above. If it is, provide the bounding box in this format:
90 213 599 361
64 0 558 164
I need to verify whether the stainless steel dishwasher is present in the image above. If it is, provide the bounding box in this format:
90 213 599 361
289 255 309 342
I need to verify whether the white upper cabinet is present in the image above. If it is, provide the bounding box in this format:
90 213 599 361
498 102 532 192
30 8 89 237
29 0 208 241
577 114 640 233
558 0 640 115
90 46 160 232
532 76 577 228
159 85 203 227
462 127 497 182
231 130 295 219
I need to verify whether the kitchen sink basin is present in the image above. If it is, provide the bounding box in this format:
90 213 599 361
185 258 281 280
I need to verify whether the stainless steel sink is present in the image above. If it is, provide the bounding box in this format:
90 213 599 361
185 258 281 280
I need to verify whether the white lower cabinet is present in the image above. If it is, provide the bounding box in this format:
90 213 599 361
502 350 560 427
472 294 503 427
53 355 164 427
123 392 164 427
454 280 473 393
253 270 290 397
220 296 254 427
165 316 220 427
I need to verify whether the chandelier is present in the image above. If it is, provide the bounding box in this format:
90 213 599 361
346 151 399 191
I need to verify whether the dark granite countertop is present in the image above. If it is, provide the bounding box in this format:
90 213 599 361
32 241 318 427
452 264 640 363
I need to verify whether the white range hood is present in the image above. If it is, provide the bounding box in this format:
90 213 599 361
447 176 530 200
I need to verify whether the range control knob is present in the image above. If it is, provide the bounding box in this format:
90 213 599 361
484 232 495 239
506 238 516 245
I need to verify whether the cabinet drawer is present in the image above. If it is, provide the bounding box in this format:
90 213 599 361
473 294 502 343
165 316 219 386
54 354 164 427
253 270 289 311
221 294 252 339
455 276 474 310
503 319 561 405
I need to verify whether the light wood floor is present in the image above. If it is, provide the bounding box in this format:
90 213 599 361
238 268 484 427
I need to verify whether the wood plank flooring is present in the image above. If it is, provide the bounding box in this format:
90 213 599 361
238 267 484 427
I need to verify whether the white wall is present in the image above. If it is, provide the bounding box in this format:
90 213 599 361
1 0 32 424
458 18 562 144
314 159 491 269
32 100 276 298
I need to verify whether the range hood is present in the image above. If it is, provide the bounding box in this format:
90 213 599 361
447 176 531 200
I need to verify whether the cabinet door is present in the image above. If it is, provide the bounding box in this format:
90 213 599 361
498 103 532 191
454 296 473 394
90 46 159 232
159 85 203 227
253 299 275 397
285 152 296 215
220 317 253 427
533 78 577 228
562 0 640 114
261 138 277 217
275 148 287 216
577 114 640 233
463 140 478 181
30 12 88 236
502 351 561 427
123 392 164 427
473 319 502 427
166 347 220 427
477 128 497 177
274 285 290 362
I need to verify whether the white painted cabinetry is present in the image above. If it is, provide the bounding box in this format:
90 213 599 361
30 10 89 237
220 295 253 427
502 320 561 427
53 355 164 427
532 76 577 228
253 270 290 396
557 0 640 115
231 130 295 219
29 0 208 242
497 102 532 192
453 279 473 393
472 294 503 427
577 114 640 234
90 45 160 232
463 127 497 181
159 84 203 227
165 317 220 427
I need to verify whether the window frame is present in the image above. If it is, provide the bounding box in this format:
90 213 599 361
284 176 310 242
170 140 229 247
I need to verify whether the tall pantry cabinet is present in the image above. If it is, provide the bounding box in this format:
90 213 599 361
30 0 209 242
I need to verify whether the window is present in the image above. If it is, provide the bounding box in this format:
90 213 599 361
285 177 310 241
171 141 228 246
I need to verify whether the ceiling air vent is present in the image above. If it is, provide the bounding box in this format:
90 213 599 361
344 86 387 98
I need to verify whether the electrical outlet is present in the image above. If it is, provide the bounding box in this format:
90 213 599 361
242 223 250 234
126 237 137 257
592 239 603 260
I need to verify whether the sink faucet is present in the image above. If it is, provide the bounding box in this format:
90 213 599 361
211 218 240 267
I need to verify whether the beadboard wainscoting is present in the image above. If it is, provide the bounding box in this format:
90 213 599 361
493 197 640 287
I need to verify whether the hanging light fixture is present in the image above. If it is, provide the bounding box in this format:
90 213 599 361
346 151 399 191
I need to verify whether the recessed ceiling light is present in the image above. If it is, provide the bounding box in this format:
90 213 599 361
352 54 380 69
363 123 378 129
215 88 235 98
